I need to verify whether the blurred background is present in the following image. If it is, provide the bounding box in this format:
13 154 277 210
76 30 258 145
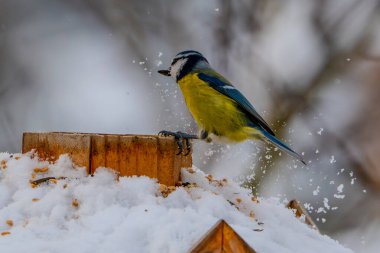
0 0 379 251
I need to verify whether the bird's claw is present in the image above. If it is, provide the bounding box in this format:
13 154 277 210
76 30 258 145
158 131 193 156
184 138 191 156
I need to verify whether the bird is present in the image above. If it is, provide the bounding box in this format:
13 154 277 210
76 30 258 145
158 50 306 165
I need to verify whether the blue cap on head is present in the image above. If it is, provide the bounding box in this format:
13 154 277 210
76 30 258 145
173 50 208 64
175 50 204 58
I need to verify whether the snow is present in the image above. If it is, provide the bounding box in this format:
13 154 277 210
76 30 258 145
337 184 344 193
330 155 336 164
0 152 352 253
334 184 345 199
313 186 320 196
323 198 330 210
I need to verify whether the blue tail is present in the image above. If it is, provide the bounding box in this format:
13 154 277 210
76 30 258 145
261 130 306 165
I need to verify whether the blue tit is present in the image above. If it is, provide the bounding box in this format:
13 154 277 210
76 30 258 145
158 50 306 165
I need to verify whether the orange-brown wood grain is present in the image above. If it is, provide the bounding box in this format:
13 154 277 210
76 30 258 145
22 132 187 186
119 135 138 177
23 132 91 168
189 220 256 253
105 135 120 172
136 136 158 179
189 220 223 253
222 222 256 253
50 133 90 168
90 134 106 174
158 137 174 186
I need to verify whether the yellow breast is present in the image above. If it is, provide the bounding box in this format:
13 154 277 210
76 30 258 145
178 72 254 142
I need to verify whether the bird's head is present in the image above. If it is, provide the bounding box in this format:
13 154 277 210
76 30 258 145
158 50 209 81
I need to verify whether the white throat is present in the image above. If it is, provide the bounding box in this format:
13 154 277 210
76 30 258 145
170 58 188 78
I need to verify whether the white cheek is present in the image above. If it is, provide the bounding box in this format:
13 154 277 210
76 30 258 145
170 58 187 77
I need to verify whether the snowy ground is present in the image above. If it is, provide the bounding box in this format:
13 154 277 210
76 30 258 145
0 152 352 253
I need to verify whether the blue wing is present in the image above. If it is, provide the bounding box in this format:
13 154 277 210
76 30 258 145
197 71 275 136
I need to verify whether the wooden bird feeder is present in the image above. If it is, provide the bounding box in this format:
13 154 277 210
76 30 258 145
189 220 256 253
22 132 192 186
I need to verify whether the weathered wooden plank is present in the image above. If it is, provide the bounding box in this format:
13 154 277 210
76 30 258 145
22 132 42 155
105 135 120 172
90 134 106 174
23 132 91 168
50 133 91 169
157 136 182 186
119 135 138 177
22 132 190 186
136 136 158 179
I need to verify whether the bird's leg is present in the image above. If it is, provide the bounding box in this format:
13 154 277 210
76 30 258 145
158 131 198 155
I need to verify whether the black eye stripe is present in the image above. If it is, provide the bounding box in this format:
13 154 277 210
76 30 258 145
171 57 185 65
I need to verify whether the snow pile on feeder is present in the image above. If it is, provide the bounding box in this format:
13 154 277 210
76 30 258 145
0 152 352 253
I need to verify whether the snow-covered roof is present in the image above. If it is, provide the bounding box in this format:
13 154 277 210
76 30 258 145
0 152 352 253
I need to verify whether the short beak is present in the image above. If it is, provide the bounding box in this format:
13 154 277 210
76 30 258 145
158 69 171 76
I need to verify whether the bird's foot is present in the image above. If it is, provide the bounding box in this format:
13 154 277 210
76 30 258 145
158 131 197 155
